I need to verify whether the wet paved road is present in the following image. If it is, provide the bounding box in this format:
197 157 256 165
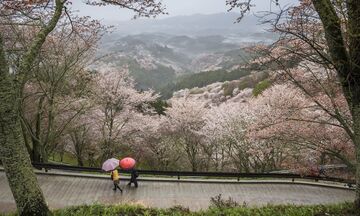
0 171 355 213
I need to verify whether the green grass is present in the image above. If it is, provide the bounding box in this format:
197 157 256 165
49 152 80 166
4 203 356 216
202 203 357 216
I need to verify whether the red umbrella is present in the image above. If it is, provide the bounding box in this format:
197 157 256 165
119 157 136 170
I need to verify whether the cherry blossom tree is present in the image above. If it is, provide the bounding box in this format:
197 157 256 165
229 0 360 207
165 98 208 171
63 107 100 166
92 68 158 162
248 83 354 173
203 99 287 172
19 15 103 163
0 1 66 214
121 114 183 170
0 0 166 214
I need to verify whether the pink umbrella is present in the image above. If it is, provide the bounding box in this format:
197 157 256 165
119 157 136 170
102 158 119 171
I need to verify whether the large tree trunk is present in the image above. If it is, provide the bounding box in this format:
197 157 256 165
0 1 64 214
346 0 360 208
312 0 360 209
351 96 360 208
0 113 51 216
0 37 51 215
355 134 360 208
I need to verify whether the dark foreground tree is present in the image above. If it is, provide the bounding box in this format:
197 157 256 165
0 0 165 215
312 1 360 208
0 1 65 215
228 0 360 209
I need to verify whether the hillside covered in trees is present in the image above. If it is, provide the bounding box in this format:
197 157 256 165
1 0 359 214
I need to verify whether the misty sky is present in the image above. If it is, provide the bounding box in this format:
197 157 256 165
71 0 299 21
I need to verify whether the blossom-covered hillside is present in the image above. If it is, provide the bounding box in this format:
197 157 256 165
172 71 269 105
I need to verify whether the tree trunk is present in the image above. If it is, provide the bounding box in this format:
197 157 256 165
60 151 64 162
0 116 50 215
352 101 360 208
31 96 45 163
355 140 360 208
77 157 84 167
191 160 198 172
347 1 360 208
0 37 51 215
41 145 48 163
20 120 33 159
0 1 64 214
32 138 42 163
312 0 360 210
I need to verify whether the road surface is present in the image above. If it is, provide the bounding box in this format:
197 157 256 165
0 171 355 213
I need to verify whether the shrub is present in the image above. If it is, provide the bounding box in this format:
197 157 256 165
253 79 272 96
222 81 239 96
209 194 245 209
189 87 204 95
4 202 355 216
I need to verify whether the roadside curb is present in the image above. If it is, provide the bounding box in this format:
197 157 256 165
0 167 355 191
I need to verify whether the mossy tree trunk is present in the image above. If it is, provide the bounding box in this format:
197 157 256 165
346 2 360 207
350 85 360 208
0 36 51 216
0 1 64 214
312 0 360 209
354 104 360 208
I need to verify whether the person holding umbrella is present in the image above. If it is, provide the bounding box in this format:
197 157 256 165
120 157 138 188
111 169 123 193
127 169 139 188
102 158 123 193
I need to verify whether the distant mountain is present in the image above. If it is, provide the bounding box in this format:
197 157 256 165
94 13 277 93
108 13 276 43
95 32 257 91
98 33 249 71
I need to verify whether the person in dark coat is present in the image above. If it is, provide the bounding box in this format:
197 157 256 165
127 169 139 188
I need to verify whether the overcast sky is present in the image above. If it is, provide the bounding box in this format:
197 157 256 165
70 0 299 21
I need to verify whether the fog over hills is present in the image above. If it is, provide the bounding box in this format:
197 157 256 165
106 13 276 43
94 13 276 95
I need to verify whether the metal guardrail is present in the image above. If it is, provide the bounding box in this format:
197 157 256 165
32 163 355 185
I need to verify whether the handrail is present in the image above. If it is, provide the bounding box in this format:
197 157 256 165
32 162 355 184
